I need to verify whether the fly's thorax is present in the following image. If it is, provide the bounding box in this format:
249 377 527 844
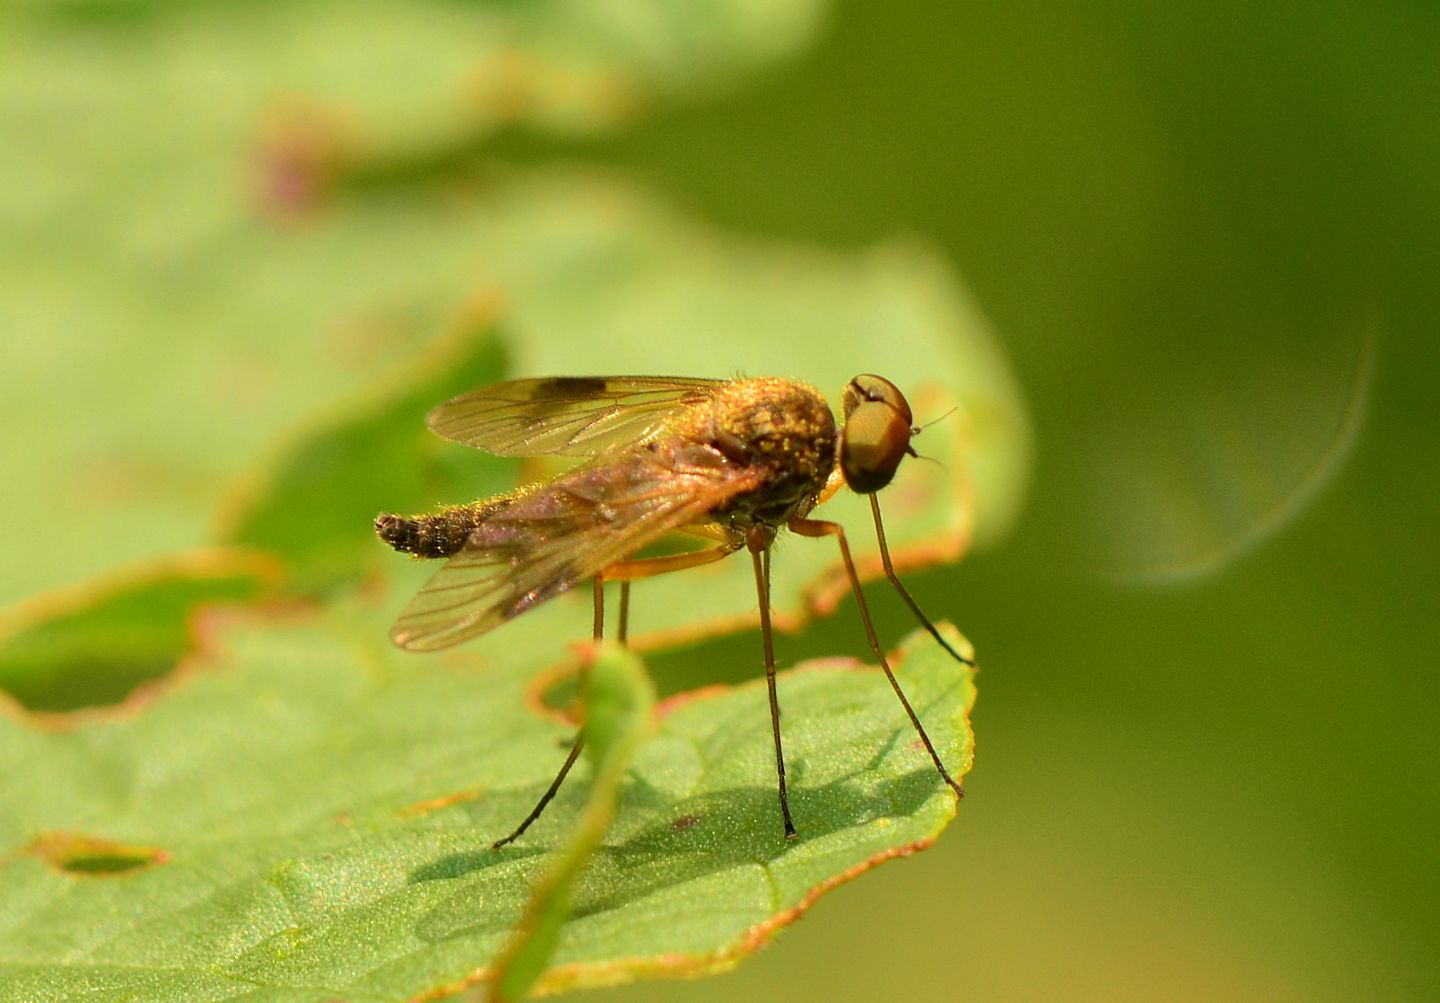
680 377 839 528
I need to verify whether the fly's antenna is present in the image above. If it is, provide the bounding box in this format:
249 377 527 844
905 404 958 470
913 406 959 435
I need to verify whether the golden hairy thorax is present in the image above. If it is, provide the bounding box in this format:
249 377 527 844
668 376 839 535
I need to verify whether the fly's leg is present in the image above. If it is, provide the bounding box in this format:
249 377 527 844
490 578 604 850
746 532 797 840
491 735 588 850
867 495 974 667
491 544 735 849
617 581 630 645
789 517 964 798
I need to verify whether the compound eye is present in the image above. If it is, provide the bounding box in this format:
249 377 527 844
840 374 915 494
842 374 913 422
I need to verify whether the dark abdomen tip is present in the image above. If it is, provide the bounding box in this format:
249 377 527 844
375 512 420 553
375 509 476 558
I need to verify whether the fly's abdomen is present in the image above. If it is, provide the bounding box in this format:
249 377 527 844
375 506 481 558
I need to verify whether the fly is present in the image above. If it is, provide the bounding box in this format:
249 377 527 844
375 374 972 845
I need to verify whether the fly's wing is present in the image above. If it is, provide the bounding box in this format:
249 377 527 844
426 376 724 458
389 445 758 651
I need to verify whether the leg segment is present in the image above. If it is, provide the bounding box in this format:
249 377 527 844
491 734 587 850
618 581 631 645
491 578 606 850
868 494 974 667
599 542 735 582
790 517 964 797
752 545 798 839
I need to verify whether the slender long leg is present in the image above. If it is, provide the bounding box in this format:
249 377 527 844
753 546 798 840
592 575 604 640
790 517 964 797
492 545 736 849
492 732 587 849
491 579 606 850
868 494 974 667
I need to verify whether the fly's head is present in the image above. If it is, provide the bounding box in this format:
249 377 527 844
839 374 919 495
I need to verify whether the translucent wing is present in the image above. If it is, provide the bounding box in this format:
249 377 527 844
389 444 759 651
426 376 725 458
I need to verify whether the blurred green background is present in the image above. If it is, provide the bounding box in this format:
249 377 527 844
4 1 1437 1000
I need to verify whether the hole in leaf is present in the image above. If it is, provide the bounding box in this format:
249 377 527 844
24 831 170 877
0 551 279 714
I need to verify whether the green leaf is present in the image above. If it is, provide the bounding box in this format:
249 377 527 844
0 601 973 1001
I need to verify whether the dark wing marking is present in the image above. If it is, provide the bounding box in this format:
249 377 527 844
389 445 757 651
426 376 724 458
